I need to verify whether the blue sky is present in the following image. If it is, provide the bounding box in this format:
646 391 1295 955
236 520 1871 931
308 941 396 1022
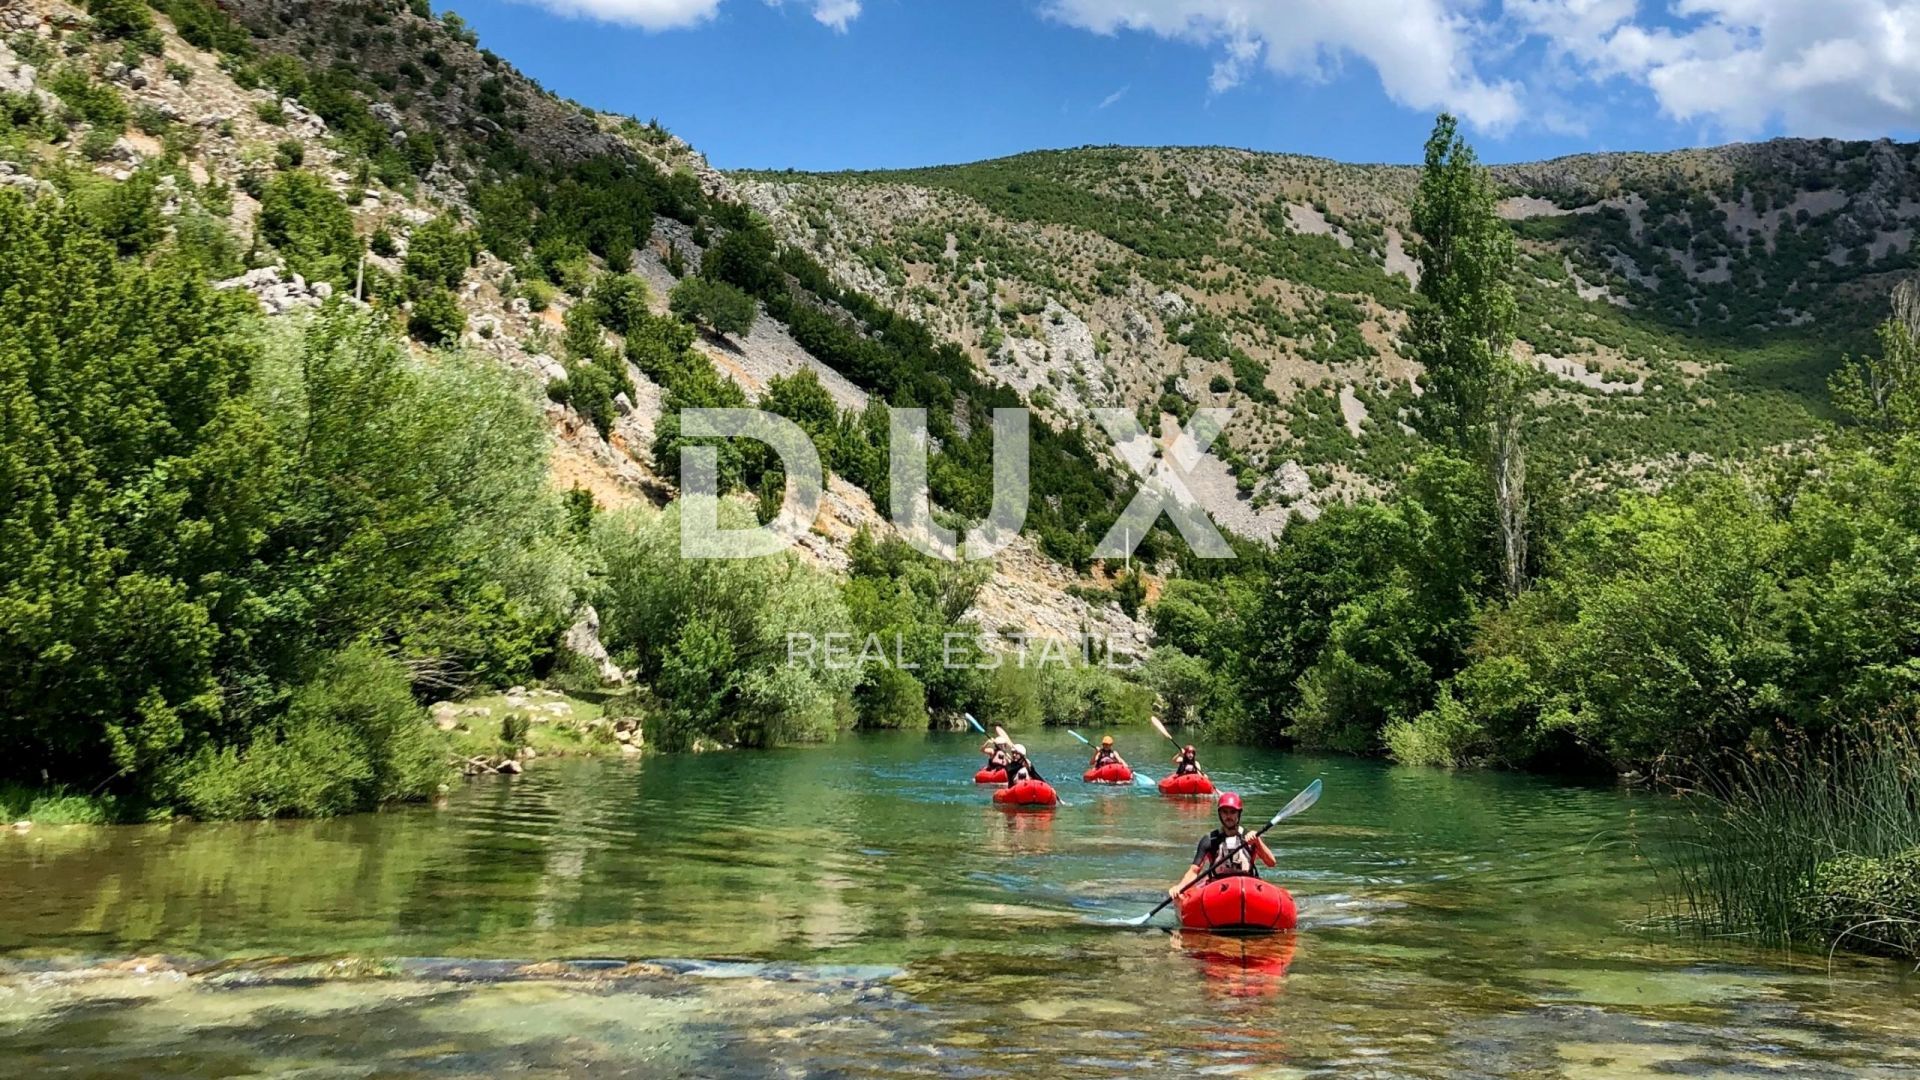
438 0 1920 172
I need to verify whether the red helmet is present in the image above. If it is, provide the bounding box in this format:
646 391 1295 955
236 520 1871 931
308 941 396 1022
1217 791 1243 811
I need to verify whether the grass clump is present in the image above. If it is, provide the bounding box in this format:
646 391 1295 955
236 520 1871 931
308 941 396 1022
1661 718 1920 961
0 784 122 825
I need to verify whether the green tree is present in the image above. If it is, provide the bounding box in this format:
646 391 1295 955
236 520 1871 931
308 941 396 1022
1831 277 1920 440
670 275 757 338
592 503 856 749
1403 114 1530 596
701 224 780 298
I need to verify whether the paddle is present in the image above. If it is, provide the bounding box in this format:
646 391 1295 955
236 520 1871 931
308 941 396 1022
1066 730 1090 745
1150 715 1207 788
1125 779 1323 927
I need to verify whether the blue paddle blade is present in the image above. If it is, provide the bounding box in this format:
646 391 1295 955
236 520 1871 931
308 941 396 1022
1067 729 1090 745
965 713 986 734
1133 773 1159 789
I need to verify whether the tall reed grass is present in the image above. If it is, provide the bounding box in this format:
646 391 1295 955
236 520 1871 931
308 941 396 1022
1660 718 1920 959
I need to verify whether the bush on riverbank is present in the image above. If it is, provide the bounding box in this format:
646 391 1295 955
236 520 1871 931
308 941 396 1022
1662 718 1920 960
172 646 444 820
1801 849 1920 959
0 785 125 826
592 502 859 750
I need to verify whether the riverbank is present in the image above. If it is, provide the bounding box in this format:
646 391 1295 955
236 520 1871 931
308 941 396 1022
0 686 630 830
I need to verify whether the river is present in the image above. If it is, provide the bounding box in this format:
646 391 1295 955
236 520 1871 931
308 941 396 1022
2 731 1915 1077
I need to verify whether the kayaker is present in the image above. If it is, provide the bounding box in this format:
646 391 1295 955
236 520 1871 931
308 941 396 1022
1006 744 1044 785
1168 792 1275 899
981 734 1010 769
1171 745 1203 776
1088 736 1127 769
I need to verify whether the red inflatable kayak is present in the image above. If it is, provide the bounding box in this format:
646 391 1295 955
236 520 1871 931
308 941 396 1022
1159 772 1215 796
1082 763 1134 784
992 779 1059 806
1177 875 1296 934
974 767 1008 784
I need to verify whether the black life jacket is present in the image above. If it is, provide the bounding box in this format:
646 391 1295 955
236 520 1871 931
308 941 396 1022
1203 827 1259 878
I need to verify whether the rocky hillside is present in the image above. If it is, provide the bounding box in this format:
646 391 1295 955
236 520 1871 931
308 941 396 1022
7 0 1907 626
0 0 1149 651
738 139 1920 533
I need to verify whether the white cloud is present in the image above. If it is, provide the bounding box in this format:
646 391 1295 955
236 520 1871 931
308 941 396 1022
1098 84 1130 109
516 0 862 32
1041 0 1525 130
1553 0 1920 137
809 0 861 31
1044 0 1920 137
518 0 722 30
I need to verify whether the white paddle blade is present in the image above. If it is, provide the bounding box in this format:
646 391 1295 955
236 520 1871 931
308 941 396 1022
1150 716 1174 743
1267 778 1323 828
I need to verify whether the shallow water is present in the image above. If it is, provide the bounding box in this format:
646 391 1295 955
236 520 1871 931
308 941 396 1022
1 731 1915 1077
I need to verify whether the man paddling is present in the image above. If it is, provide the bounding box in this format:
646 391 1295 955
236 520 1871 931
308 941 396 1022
1088 736 1127 770
1168 792 1275 899
1005 744 1044 785
980 734 1011 770
1171 744 1203 776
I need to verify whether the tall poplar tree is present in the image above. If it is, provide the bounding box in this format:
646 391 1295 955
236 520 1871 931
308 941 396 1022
1404 114 1530 597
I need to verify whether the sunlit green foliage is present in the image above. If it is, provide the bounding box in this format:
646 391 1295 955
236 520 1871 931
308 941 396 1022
670 275 757 338
258 170 359 286
591 503 857 750
0 191 573 811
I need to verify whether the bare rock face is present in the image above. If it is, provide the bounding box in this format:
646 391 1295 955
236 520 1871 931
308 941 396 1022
561 605 627 687
213 266 332 314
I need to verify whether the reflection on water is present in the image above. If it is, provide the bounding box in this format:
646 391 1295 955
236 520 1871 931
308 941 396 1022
2 731 1917 1076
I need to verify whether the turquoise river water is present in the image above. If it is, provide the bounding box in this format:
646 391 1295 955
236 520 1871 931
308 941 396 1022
1 730 1916 1077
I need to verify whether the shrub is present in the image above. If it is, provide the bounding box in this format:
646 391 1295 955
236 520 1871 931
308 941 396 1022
592 503 856 750
404 213 475 290
407 286 464 344
0 90 46 137
670 275 756 338
1383 685 1488 767
500 713 530 750
855 665 928 729
274 137 305 169
0 784 119 825
258 169 358 285
700 224 780 297
85 0 152 39
47 65 129 131
1800 849 1920 959
79 126 119 161
173 646 441 820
